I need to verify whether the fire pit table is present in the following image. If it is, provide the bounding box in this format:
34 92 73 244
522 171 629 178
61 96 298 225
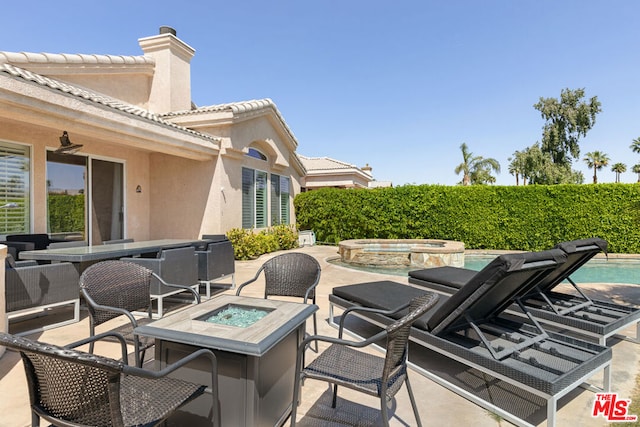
135 294 317 426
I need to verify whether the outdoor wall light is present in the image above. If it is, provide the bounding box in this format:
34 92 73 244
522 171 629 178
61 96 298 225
55 131 83 154
136 185 142 193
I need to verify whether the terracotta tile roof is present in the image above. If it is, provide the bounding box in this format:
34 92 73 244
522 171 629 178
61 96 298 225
0 62 217 143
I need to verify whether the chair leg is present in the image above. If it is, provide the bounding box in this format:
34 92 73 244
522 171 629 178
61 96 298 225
332 384 338 408
31 411 39 427
311 313 319 353
380 396 390 427
405 375 423 427
88 323 96 354
291 358 304 426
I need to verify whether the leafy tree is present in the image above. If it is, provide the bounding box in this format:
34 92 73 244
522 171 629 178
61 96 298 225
519 143 584 185
631 137 640 154
632 164 640 182
611 163 627 183
583 151 610 184
454 143 501 185
533 88 602 165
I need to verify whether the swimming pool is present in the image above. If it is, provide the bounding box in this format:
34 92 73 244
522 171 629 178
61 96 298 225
329 254 640 285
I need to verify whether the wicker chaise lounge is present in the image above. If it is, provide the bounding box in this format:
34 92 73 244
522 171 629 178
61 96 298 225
329 250 612 427
408 238 640 345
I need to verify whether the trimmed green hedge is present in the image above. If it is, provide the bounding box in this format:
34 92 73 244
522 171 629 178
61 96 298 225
47 194 85 234
294 184 640 253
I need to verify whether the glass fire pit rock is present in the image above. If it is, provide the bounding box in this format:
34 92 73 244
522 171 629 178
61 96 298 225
197 304 274 328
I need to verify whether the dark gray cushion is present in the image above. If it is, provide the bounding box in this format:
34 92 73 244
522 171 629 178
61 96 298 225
408 266 475 290
332 281 444 331
426 249 567 334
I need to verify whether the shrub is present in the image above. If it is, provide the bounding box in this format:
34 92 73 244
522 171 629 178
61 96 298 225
226 225 300 260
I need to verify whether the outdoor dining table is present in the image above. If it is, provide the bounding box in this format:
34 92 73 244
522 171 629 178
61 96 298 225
18 238 206 272
135 294 318 427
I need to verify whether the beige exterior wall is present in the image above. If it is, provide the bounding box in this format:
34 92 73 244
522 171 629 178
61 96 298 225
0 29 304 241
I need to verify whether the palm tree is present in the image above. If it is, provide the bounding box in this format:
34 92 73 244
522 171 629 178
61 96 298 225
631 137 640 154
633 164 640 182
611 163 626 183
583 151 610 184
454 143 501 185
508 150 526 186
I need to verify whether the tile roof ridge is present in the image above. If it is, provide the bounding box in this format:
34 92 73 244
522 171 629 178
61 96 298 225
0 62 218 143
0 51 153 66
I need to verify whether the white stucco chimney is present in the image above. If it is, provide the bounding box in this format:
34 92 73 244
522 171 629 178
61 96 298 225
138 26 195 114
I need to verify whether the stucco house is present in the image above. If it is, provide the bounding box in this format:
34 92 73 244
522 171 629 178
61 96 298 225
0 27 306 244
299 155 391 190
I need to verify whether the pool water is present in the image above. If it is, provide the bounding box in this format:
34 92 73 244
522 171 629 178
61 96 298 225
330 255 640 285
464 256 639 285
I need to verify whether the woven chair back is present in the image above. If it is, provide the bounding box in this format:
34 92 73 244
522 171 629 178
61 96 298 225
262 253 321 299
382 293 439 396
0 332 125 427
80 260 153 325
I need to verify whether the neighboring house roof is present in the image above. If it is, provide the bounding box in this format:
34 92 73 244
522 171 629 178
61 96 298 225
299 155 365 172
299 155 379 189
0 61 217 144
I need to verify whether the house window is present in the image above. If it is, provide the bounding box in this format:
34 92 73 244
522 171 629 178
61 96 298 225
246 148 267 161
271 174 290 225
0 141 30 234
242 167 267 228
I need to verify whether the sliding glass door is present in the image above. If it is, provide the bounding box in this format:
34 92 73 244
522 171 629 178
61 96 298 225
46 152 124 244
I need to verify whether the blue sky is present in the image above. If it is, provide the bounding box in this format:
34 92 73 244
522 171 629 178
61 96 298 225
3 1 640 185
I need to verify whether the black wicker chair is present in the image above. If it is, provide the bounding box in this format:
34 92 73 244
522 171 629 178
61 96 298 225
291 293 439 427
80 260 200 367
236 252 321 348
0 331 219 427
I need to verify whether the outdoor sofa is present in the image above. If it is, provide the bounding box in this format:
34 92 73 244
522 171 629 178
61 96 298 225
5 254 80 335
328 249 612 427
195 234 236 297
408 238 640 345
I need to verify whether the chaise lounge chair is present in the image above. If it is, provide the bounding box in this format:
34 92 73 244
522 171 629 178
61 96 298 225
329 249 612 427
408 238 640 345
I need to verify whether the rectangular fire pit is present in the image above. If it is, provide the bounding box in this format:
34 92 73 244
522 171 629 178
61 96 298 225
135 295 317 426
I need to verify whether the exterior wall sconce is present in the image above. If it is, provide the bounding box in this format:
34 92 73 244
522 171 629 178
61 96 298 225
55 131 83 154
136 185 142 193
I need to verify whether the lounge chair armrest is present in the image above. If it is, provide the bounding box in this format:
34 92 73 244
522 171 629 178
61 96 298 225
338 302 411 338
14 260 38 267
65 331 129 363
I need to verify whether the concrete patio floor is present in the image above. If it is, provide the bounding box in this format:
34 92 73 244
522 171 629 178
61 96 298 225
1 244 639 426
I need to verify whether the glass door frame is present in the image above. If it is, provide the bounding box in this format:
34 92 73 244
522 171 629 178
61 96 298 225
45 150 127 244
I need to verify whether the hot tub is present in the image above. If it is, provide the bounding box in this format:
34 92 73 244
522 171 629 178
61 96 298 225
338 239 465 269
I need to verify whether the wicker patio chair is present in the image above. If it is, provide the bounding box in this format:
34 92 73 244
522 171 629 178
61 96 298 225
80 260 200 367
236 252 321 349
291 293 439 427
0 331 219 427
